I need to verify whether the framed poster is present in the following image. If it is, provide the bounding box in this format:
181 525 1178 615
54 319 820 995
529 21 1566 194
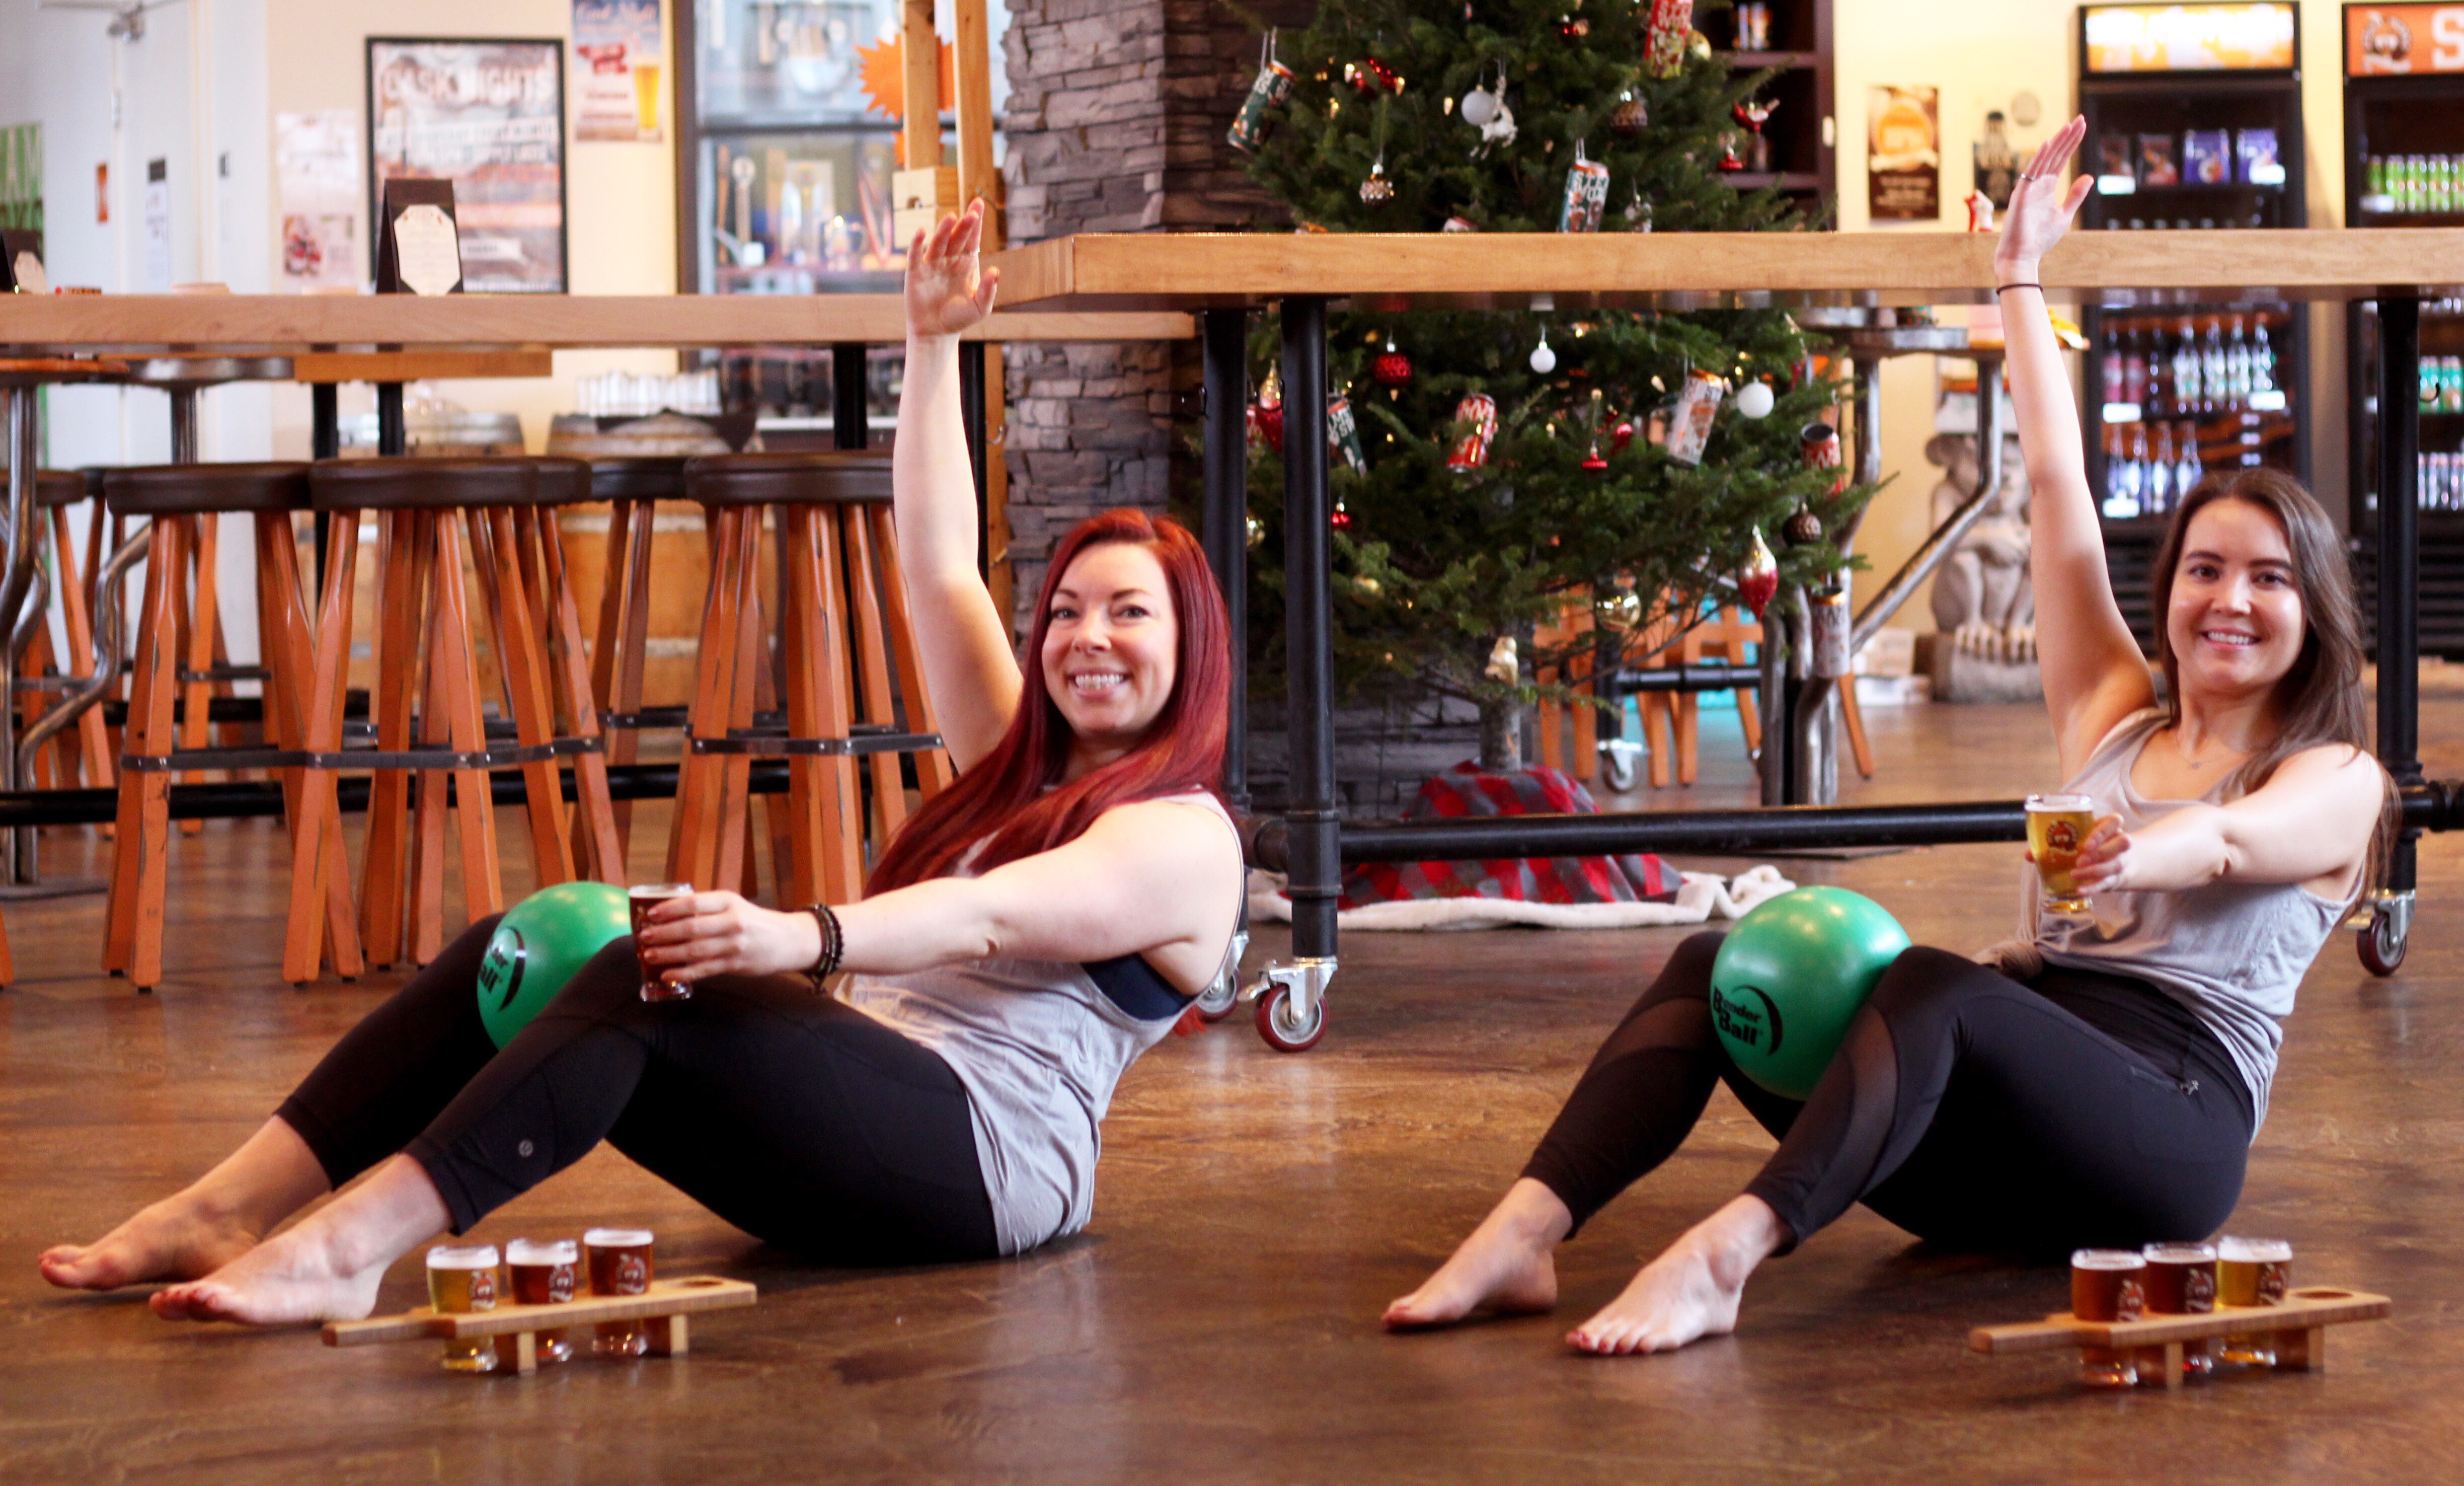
572 0 664 142
1867 85 1941 222
366 37 568 293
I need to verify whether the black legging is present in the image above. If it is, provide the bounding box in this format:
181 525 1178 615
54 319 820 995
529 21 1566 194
1523 933 2254 1256
274 917 999 1266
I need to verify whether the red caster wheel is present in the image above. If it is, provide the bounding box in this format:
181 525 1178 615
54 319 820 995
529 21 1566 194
1195 977 1242 1023
1255 981 1328 1053
2358 914 2407 977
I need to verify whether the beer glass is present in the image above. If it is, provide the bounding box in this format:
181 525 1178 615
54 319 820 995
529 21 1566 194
2140 1241 2219 1381
2025 793 2097 915
629 884 694 1002
2069 1248 2145 1388
2216 1236 2293 1366
585 1227 656 1356
425 1243 502 1373
506 1237 579 1364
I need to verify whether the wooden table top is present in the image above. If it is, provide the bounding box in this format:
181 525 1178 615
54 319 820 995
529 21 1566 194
983 228 2464 311
0 294 1195 355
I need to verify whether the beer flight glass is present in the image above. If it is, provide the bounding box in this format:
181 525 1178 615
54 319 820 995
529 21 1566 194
425 1243 502 1373
629 883 695 1001
2025 793 2096 917
2140 1241 2218 1381
507 1237 580 1363
2069 1249 2146 1387
2217 1236 2294 1366
586 1227 658 1356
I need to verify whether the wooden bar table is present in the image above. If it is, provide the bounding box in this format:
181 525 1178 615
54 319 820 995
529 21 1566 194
981 228 2464 1049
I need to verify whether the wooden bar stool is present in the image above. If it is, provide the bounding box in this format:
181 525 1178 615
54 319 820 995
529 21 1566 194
665 452 953 906
586 456 690 854
18 471 114 792
286 458 623 981
99 463 353 989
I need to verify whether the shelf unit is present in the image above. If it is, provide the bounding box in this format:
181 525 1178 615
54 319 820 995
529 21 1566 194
1711 0 1835 220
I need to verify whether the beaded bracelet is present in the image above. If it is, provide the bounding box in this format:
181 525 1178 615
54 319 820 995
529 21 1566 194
804 903 843 990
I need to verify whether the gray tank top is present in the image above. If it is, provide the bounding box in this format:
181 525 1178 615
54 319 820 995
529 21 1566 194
2031 709 2349 1130
839 790 1242 1254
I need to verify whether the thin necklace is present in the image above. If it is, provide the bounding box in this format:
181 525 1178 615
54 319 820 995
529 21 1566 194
2174 729 2247 770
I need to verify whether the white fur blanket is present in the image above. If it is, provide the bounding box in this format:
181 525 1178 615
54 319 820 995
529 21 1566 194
1245 865 1798 932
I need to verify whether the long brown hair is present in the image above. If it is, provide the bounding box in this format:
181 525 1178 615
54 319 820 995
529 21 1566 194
865 508 1230 894
2147 467 2394 897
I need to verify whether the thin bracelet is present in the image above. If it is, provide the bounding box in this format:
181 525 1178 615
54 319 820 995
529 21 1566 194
803 903 843 989
1996 282 2043 294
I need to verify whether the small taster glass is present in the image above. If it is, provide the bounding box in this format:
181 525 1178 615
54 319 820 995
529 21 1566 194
425 1243 502 1373
585 1227 656 1356
2070 1248 2146 1388
2216 1236 2294 1366
2139 1241 2219 1382
506 1237 580 1364
2026 792 2097 916
629 884 695 1002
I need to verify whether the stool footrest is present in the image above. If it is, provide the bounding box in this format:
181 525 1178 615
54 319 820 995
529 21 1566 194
122 736 606 773
689 729 941 758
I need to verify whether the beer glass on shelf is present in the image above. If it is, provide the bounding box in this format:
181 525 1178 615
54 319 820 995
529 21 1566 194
585 1227 656 1356
629 884 695 1002
2217 1236 2293 1366
2070 1248 2145 1388
2140 1242 2219 1382
2025 793 2097 916
425 1243 502 1373
506 1237 580 1364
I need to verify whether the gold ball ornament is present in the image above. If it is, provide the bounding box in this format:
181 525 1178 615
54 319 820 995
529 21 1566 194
1686 29 1713 62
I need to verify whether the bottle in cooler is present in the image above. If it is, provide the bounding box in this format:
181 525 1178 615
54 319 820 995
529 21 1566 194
2201 319 2227 412
2147 421 2175 514
2175 420 2203 501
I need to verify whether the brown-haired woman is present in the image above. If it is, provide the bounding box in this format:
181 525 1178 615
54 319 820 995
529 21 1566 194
1384 117 2391 1354
40 202 1245 1323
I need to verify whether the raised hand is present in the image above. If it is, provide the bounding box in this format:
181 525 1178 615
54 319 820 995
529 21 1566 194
1994 115 2093 281
905 199 1001 339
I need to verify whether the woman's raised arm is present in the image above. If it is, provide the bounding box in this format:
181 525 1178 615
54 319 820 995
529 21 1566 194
897 202 1025 771
1995 117 2159 773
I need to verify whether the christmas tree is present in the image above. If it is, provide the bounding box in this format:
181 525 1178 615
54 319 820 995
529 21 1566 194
1231 0 1870 773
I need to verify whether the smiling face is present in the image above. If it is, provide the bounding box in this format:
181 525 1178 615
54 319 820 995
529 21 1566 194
2163 497 2307 704
1039 541 1180 774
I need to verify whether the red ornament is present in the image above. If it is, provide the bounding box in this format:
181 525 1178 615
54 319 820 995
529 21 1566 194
1332 499 1354 530
1248 400 1284 454
1737 527 1781 618
1343 57 1403 95
1559 14 1591 36
1370 341 1413 387
1581 437 1609 472
1611 419 1636 452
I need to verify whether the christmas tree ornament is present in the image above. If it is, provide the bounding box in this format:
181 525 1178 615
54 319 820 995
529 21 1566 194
1626 193 1654 230
1611 419 1636 452
1248 369 1284 454
1328 395 1369 473
1370 339 1413 387
1332 497 1354 530
1447 393 1499 470
1344 56 1403 95
1598 576 1643 628
1485 635 1520 684
1686 29 1714 62
1734 380 1775 419
1558 141 1609 233
1558 13 1590 37
1227 31 1296 155
1666 368 1724 466
1358 154 1394 205
1608 90 1649 136
1717 131 1746 171
1645 0 1696 77
1783 505 1824 546
1441 215 1480 233
1735 99 1779 172
1529 328 1558 375
1737 527 1781 619
1582 435 1609 472
1246 514 1266 548
1458 63 1502 127
1800 420 1846 493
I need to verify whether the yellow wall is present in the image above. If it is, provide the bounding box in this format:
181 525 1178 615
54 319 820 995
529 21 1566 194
1831 0 2355 633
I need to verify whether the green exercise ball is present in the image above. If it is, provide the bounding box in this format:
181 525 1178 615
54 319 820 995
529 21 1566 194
1709 886 1910 1100
475 881 633 1048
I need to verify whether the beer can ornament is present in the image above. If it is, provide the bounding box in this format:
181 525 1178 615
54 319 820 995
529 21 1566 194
1800 419 1845 493
1559 143 1610 234
1227 33 1295 155
1447 393 1498 471
1646 0 1697 78
1737 527 1781 619
1328 395 1369 473
1665 368 1724 467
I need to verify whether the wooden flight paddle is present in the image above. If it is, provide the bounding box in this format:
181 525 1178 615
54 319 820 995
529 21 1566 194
1970 1285 2390 1390
323 1275 757 1375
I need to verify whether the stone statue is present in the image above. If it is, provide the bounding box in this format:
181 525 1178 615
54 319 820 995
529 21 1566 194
1926 431 2036 664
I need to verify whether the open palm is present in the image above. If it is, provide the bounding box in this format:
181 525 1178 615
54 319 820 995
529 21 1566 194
1995 115 2094 276
906 199 1001 338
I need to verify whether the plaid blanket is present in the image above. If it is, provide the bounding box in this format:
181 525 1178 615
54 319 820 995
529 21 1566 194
1337 762 1678 909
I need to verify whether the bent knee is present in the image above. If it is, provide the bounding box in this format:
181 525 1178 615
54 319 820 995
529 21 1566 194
1864 945 1998 1019
537 938 650 1018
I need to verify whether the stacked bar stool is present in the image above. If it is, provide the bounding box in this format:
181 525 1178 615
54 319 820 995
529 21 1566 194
664 452 952 904
17 471 114 791
586 456 691 854
285 458 623 982
99 463 352 989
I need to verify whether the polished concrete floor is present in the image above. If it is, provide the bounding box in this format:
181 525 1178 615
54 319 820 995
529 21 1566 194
6 700 2462 1483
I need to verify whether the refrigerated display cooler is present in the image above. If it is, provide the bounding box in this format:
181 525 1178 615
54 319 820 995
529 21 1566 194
2074 2 2309 649
2344 4 2464 655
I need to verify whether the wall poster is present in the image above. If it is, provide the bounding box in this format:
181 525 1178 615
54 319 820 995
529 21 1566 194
276 111 363 291
1868 85 1941 221
573 0 665 142
366 38 568 293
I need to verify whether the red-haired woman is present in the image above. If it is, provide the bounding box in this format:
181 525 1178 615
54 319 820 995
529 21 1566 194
41 201 1245 1324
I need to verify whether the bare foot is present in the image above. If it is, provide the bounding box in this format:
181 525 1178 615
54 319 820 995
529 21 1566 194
39 1197 262 1292
149 1225 386 1327
1385 1178 1570 1330
1567 1195 1787 1356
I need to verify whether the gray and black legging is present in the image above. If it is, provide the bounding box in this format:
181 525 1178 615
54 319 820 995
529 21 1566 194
1522 932 2255 1255
274 917 1000 1266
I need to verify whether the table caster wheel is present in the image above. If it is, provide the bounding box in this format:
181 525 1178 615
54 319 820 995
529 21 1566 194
1255 981 1328 1053
1194 975 1241 1022
2359 914 2407 977
1600 747 1637 793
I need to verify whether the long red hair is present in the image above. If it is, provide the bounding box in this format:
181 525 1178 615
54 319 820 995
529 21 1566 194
865 508 1231 893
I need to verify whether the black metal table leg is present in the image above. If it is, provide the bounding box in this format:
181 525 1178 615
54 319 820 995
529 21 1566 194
311 383 339 588
375 383 406 458
831 343 870 451
958 340 988 581
1200 308 1250 816
2368 296 2422 974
